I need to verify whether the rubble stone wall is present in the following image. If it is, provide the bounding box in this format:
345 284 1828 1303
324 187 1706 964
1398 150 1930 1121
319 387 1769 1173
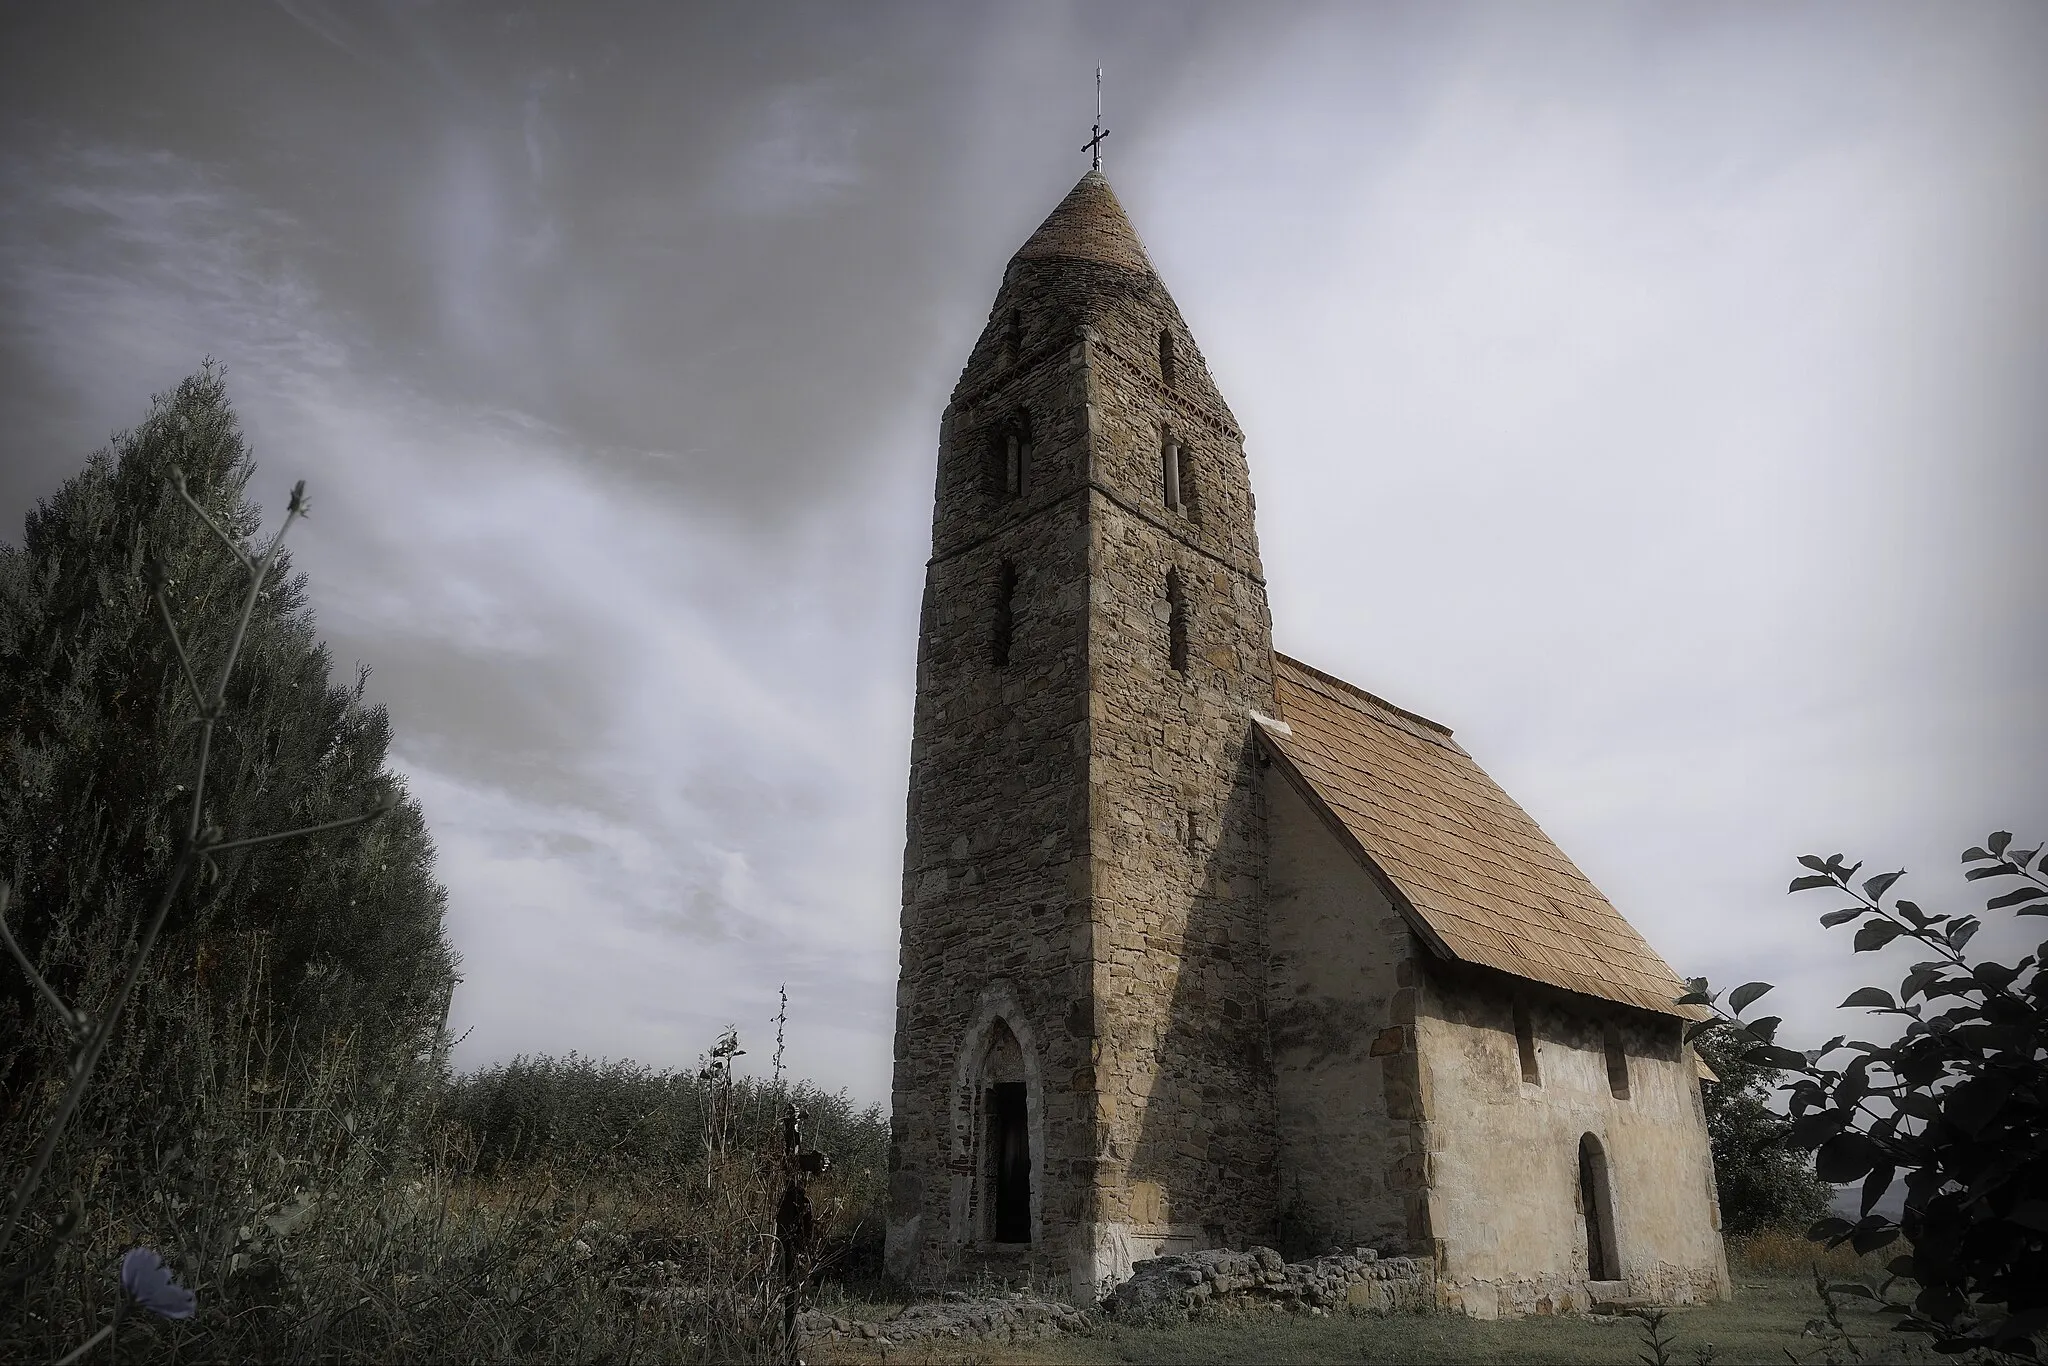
887 290 1103 1283
1074 279 1279 1288
1103 1245 1434 1324
889 193 1281 1295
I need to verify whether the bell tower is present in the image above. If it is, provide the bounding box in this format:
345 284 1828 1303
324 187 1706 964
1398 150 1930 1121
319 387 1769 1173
887 169 1279 1293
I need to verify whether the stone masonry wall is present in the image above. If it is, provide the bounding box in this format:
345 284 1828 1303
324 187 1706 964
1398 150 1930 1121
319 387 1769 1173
1104 1245 1435 1323
888 286 1103 1283
1076 267 1279 1284
889 178 1283 1294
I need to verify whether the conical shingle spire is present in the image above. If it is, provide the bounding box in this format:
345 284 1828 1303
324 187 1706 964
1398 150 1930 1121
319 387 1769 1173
1009 169 1155 276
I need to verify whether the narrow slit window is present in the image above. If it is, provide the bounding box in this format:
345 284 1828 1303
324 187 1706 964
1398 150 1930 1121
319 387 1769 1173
991 414 1030 500
1515 1001 1540 1085
992 561 1017 668
1004 307 1022 361
1159 329 1177 388
1186 809 1201 857
1161 434 1182 511
1604 1022 1631 1099
1165 569 1189 676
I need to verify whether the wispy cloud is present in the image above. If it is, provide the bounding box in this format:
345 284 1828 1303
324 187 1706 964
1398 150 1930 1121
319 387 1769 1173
0 138 910 1096
705 84 863 219
2 1 2041 1106
1138 0 2046 1050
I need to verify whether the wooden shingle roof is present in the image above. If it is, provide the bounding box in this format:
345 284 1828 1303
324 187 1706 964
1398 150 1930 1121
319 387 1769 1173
1260 653 1701 1018
1009 169 1156 276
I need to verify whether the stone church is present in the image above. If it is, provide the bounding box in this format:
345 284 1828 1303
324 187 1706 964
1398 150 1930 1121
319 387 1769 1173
886 167 1730 1317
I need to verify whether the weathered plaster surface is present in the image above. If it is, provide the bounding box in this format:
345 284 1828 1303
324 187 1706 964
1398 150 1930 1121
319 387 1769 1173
1416 965 1730 1314
1262 763 1426 1257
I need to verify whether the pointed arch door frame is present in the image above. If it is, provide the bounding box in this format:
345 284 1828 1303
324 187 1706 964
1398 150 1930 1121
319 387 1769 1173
948 983 1047 1248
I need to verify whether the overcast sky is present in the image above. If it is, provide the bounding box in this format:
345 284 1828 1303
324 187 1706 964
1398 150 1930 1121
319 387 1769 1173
3 1 2042 1104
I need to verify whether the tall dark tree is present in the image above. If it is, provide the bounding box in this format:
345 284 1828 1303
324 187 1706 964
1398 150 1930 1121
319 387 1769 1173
0 365 458 1168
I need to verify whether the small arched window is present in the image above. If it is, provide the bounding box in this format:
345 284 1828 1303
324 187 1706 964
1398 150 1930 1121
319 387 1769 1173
1165 569 1189 676
1160 431 1182 512
993 561 1018 668
1159 329 1177 389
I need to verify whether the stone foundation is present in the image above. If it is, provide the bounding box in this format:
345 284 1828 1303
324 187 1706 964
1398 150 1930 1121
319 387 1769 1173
799 1292 1090 1347
1103 1245 1435 1323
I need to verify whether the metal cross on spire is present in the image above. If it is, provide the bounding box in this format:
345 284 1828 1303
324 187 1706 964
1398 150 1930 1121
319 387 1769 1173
1083 67 1110 170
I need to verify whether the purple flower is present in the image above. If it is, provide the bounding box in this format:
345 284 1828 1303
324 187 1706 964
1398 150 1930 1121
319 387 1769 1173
120 1248 196 1320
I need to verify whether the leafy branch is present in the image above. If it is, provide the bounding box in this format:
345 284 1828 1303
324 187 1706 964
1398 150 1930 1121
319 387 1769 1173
1681 834 2047 1358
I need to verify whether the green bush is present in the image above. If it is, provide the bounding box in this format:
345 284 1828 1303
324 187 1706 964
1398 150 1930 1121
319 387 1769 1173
1689 834 2047 1356
1696 1027 1833 1237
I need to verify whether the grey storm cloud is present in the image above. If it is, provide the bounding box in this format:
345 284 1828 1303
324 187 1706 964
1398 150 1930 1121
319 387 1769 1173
2 1 2043 1102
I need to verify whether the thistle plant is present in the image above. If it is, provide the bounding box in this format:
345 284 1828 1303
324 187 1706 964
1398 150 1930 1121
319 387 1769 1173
700 1025 746 1181
1633 1307 1679 1366
48 1249 198 1366
0 465 392 1292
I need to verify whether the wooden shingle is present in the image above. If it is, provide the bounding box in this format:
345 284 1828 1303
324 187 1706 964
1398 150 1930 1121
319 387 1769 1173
1262 654 1701 1017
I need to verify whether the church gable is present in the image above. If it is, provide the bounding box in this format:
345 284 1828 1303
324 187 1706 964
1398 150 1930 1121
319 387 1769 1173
1258 654 1700 1018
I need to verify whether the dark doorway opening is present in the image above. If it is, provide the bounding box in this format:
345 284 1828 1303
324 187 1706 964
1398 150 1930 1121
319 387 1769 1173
1579 1134 1618 1281
989 1082 1031 1243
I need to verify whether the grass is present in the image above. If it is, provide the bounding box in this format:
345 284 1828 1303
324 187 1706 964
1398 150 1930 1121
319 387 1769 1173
819 1278 1935 1366
1 986 1913 1366
0 1005 1933 1366
1 450 893 1361
1 992 889 1363
1726 1227 1898 1281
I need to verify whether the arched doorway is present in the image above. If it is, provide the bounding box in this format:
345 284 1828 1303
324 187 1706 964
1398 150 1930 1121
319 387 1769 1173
947 990 1044 1251
981 1020 1032 1244
1579 1134 1620 1282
